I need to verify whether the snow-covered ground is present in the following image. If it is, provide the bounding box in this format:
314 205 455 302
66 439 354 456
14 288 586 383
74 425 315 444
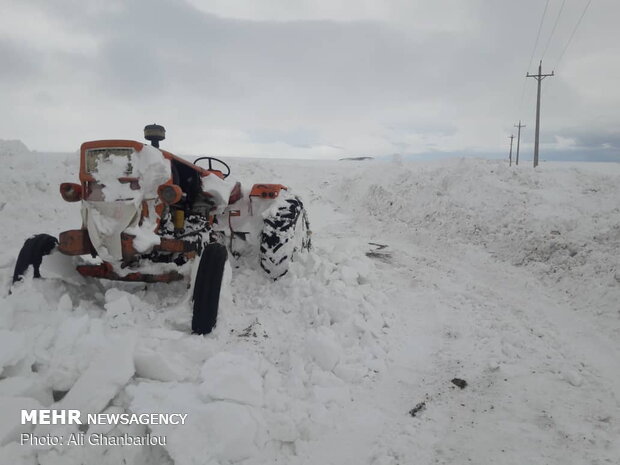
0 140 619 464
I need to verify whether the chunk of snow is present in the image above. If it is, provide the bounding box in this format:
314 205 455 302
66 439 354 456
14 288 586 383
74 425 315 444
200 352 263 406
314 385 350 405
198 401 262 462
96 155 136 201
0 396 42 446
124 212 161 253
264 411 299 442
56 293 73 312
133 144 171 197
104 293 133 319
42 315 109 392
339 265 359 285
0 442 37 465
42 334 135 429
84 201 140 261
0 376 53 406
564 370 583 387
306 327 341 371
129 381 264 464
0 331 27 376
134 348 186 382
201 174 235 213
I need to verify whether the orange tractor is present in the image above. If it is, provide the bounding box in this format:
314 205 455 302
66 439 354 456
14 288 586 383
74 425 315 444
12 125 311 334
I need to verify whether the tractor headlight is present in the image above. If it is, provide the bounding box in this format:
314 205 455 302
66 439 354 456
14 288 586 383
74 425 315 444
157 184 183 204
60 183 83 202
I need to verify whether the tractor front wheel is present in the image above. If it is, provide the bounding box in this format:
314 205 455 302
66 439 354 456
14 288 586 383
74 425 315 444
12 234 59 284
191 243 227 335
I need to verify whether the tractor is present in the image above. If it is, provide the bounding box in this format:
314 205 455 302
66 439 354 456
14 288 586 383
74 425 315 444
11 124 311 334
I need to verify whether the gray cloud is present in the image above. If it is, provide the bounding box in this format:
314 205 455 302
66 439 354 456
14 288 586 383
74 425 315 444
557 128 620 150
1 0 619 160
0 38 39 84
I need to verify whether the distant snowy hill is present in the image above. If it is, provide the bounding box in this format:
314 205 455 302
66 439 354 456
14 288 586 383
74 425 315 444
1 141 619 464
0 139 31 157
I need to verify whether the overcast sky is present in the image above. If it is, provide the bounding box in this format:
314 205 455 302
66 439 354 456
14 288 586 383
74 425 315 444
1 0 618 160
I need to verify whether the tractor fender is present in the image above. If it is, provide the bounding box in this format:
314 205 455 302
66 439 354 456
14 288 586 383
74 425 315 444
249 184 287 199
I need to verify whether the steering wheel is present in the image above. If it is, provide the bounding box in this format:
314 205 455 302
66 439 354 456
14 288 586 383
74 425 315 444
193 156 231 178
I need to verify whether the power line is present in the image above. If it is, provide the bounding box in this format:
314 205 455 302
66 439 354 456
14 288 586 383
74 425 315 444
554 0 593 68
517 0 550 116
527 0 551 73
541 0 567 59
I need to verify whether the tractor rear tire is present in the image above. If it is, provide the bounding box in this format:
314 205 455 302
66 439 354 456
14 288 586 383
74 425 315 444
12 234 58 284
192 243 227 335
259 194 311 279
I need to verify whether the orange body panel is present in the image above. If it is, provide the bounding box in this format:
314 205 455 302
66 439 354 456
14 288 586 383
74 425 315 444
120 234 138 261
58 230 93 256
249 184 287 199
228 181 242 204
159 238 193 253
76 263 183 282
120 233 198 261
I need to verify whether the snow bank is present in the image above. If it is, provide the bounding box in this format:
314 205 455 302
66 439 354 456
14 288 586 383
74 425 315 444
335 159 620 325
0 140 30 158
1 152 619 464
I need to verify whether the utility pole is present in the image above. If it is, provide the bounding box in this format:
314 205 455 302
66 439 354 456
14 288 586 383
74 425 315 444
514 121 526 166
509 134 515 167
527 61 554 167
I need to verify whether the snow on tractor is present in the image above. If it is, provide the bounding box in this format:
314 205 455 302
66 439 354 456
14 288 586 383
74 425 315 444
11 124 311 334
